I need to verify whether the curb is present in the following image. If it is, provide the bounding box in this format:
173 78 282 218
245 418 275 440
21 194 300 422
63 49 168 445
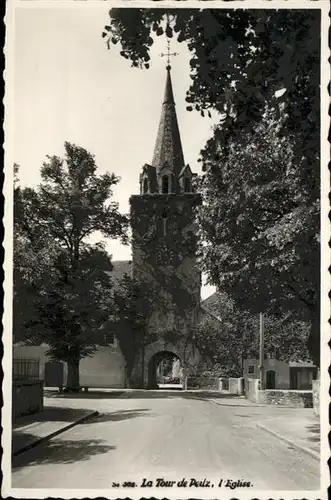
12 410 99 457
256 422 320 461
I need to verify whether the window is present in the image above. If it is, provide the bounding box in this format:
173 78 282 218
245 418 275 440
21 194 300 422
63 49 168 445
184 176 191 192
248 365 255 374
104 332 114 345
143 177 148 193
162 211 168 236
162 175 169 194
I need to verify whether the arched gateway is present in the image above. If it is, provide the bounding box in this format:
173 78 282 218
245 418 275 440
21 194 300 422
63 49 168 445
129 64 201 389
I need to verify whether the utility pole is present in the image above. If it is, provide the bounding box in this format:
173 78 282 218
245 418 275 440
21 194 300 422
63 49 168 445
259 313 265 390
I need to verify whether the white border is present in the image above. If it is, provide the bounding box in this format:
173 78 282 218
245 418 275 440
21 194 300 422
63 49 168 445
2 1 330 499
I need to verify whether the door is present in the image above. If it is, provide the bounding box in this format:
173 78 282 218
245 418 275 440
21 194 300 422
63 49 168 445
265 370 276 389
44 361 64 387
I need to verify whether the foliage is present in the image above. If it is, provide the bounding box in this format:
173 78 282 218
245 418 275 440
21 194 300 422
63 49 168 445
112 273 159 385
199 112 319 365
104 9 320 366
14 143 129 390
196 291 311 377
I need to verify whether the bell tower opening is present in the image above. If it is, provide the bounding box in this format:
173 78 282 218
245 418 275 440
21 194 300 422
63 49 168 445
162 210 168 236
184 176 191 193
162 175 169 194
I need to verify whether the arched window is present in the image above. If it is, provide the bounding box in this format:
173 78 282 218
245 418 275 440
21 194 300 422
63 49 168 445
162 175 169 194
184 176 191 192
162 210 168 236
143 177 148 194
170 174 175 193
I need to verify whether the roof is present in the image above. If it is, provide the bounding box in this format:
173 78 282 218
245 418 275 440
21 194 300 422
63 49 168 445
200 292 220 314
289 362 316 368
152 66 185 178
178 164 192 179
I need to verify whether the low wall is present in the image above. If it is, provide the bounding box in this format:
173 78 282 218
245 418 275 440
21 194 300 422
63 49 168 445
259 390 313 408
186 376 220 390
219 378 229 391
312 379 320 416
245 378 260 402
12 380 44 419
229 377 244 395
245 380 313 407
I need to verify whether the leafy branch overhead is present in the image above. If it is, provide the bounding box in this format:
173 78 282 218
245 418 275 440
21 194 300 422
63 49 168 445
104 9 319 153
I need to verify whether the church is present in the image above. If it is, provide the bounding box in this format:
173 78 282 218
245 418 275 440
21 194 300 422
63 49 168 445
13 63 219 389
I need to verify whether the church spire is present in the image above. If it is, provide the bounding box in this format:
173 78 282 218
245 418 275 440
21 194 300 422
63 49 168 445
152 65 185 180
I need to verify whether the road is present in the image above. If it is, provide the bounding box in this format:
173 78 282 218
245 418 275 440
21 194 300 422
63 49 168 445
12 391 320 491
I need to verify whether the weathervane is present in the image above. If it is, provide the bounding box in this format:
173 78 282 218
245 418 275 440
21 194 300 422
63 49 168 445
160 39 178 69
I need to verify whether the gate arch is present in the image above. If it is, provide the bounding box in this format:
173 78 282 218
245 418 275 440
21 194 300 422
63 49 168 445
139 339 200 389
147 350 182 389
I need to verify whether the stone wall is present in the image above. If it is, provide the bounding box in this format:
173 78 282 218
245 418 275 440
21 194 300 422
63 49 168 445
229 377 244 395
186 376 220 390
312 379 320 416
130 194 201 337
130 194 202 387
12 380 44 419
245 379 313 407
259 390 313 408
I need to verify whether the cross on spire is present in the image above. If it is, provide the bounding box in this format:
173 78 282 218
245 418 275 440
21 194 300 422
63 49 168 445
160 39 178 70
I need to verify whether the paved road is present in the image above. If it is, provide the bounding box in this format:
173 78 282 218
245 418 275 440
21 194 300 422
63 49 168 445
12 392 320 491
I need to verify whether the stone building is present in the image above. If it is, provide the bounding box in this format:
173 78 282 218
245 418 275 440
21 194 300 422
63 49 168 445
129 64 202 388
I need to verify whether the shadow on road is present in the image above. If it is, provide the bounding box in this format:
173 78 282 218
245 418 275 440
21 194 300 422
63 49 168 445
12 436 115 470
45 389 242 401
14 407 153 429
87 409 154 423
12 408 152 463
306 422 320 444
13 407 94 429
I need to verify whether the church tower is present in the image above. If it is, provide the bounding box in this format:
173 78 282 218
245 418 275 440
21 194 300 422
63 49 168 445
130 64 201 387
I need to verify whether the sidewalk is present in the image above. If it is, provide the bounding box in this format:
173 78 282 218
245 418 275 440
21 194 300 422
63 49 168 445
12 406 98 456
256 411 320 460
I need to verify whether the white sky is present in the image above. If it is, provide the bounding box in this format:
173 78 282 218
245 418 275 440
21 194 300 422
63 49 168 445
14 6 217 299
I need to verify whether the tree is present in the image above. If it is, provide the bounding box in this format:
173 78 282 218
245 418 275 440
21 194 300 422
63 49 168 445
198 111 319 366
104 9 320 365
197 291 311 377
14 143 129 391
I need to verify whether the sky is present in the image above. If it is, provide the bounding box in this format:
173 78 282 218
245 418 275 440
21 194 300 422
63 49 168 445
14 5 217 299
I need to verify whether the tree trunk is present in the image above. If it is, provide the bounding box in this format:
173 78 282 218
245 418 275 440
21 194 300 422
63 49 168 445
125 364 131 389
307 315 320 368
66 358 80 392
141 342 145 388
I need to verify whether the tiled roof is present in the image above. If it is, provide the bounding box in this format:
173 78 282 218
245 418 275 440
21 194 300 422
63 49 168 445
152 67 185 178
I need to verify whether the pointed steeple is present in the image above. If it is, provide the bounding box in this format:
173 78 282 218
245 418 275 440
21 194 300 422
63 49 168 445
152 66 185 179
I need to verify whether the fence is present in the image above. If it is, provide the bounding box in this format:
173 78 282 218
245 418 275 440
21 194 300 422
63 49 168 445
13 357 40 381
